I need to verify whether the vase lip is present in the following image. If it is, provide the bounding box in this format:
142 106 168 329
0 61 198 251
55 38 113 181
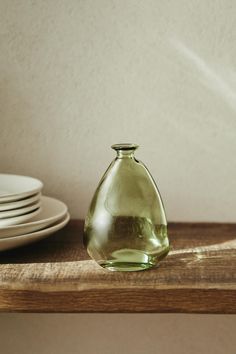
111 143 139 151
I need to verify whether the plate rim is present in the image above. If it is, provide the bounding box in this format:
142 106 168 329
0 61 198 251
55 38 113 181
0 174 43 202
0 212 70 243
0 193 41 211
0 200 41 219
0 196 68 232
0 207 41 227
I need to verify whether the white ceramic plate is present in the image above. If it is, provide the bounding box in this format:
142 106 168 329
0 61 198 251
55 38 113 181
0 174 43 202
0 200 41 219
0 207 41 227
0 196 68 238
0 193 41 211
0 212 70 251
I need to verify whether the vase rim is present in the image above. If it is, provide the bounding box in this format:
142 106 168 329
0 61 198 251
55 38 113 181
111 143 139 151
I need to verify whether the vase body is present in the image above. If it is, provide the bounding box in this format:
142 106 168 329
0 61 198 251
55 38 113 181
84 144 169 271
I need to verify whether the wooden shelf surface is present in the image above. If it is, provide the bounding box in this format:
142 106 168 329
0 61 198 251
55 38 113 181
0 220 235 313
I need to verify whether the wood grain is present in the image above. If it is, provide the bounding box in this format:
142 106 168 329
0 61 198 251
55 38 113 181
0 220 235 313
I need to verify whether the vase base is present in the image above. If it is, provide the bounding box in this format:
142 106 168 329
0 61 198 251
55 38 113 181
98 246 169 271
99 261 155 272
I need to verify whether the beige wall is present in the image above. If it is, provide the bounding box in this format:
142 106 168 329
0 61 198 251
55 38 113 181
0 314 235 354
0 1 235 353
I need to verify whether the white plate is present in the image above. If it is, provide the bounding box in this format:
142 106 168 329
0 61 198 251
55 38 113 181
0 174 43 202
0 212 70 251
0 200 41 219
0 207 41 227
0 196 68 238
0 193 41 211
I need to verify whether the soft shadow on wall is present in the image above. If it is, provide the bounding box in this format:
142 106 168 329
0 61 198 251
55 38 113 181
0 77 87 217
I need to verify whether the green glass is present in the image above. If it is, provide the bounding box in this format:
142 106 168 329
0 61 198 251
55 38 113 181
84 143 169 271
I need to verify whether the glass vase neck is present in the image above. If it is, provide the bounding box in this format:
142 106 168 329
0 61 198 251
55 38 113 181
111 143 139 159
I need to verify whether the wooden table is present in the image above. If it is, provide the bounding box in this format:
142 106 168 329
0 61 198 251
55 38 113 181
0 220 235 313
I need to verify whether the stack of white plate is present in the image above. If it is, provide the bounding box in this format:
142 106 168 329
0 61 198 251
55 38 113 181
0 174 70 251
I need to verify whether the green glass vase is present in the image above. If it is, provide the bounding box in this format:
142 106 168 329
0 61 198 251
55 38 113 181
84 143 169 271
